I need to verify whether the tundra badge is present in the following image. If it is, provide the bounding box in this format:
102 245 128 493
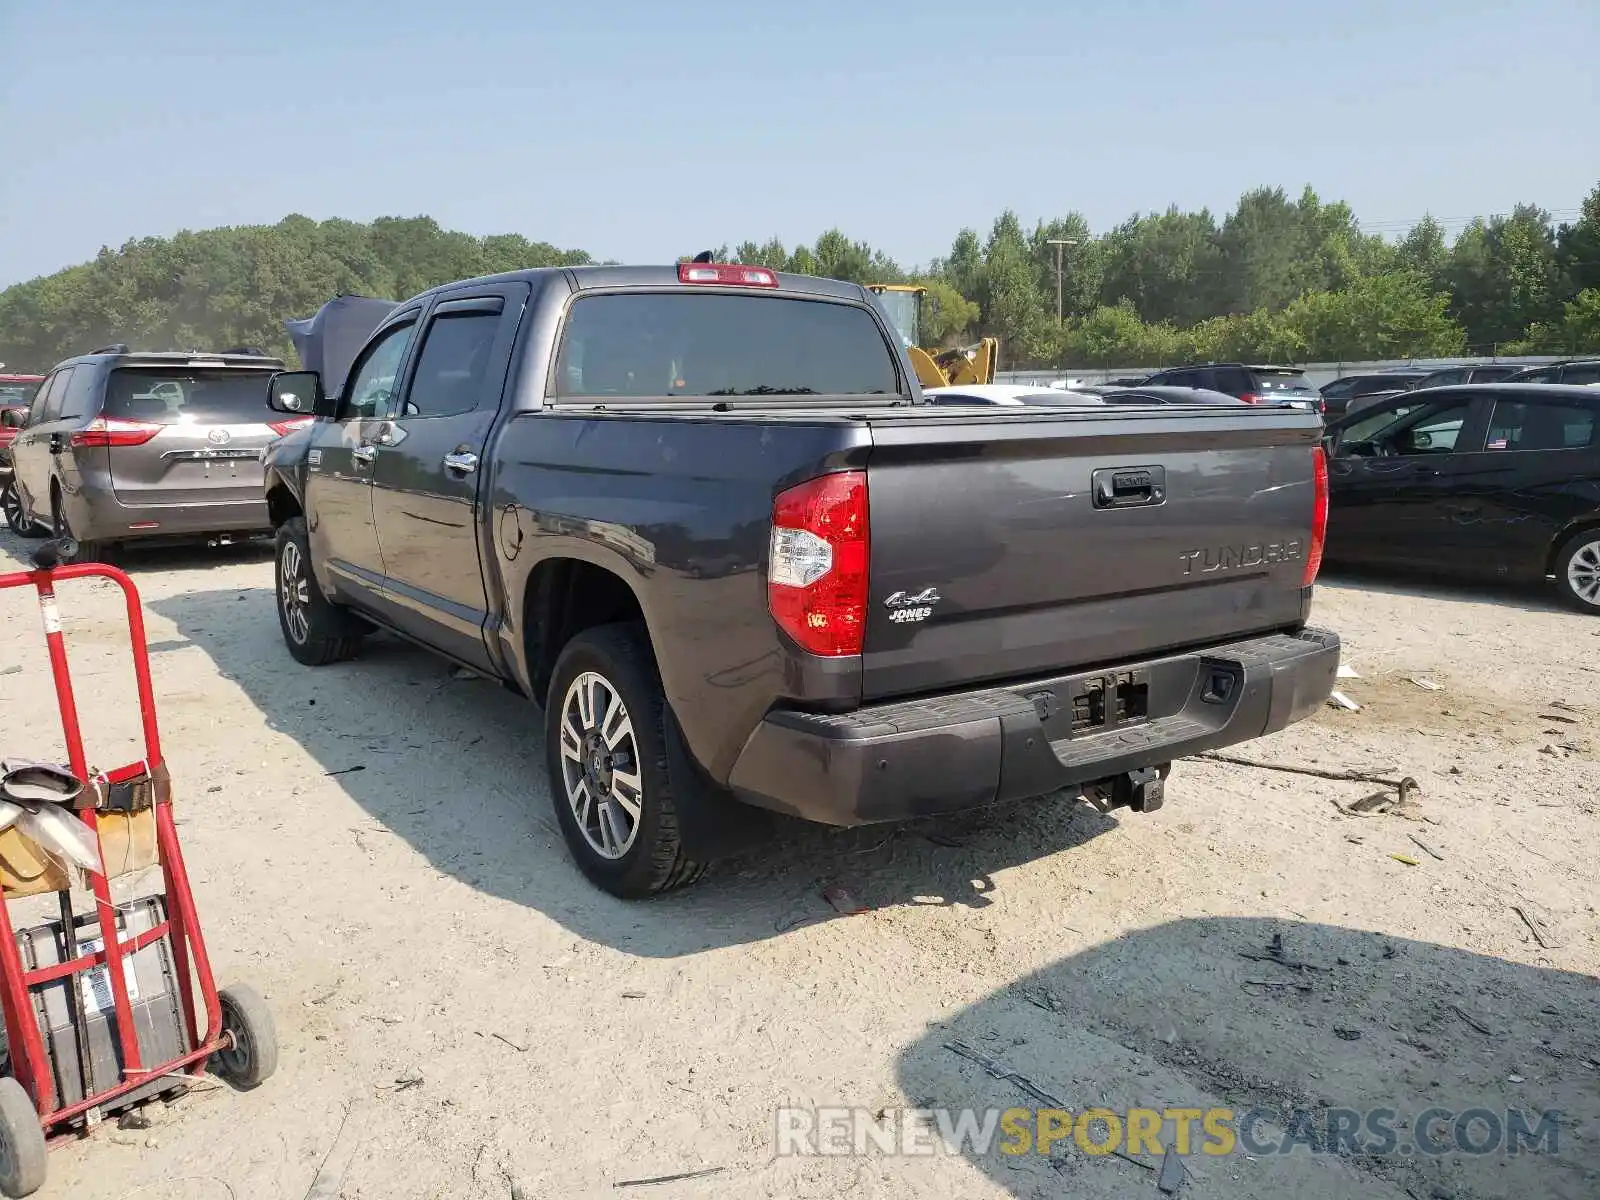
884 587 941 624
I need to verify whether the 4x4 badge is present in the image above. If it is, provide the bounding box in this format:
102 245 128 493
884 587 941 624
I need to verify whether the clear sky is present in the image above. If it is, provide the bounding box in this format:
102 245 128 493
1 0 1596 288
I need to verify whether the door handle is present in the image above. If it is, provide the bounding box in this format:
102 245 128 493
352 445 378 465
443 450 479 475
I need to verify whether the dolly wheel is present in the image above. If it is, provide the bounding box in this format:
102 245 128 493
211 984 279 1090
0 1076 47 1198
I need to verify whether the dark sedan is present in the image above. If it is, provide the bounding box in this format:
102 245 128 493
1322 383 1600 611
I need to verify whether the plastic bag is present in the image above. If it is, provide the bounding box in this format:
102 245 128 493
17 805 101 874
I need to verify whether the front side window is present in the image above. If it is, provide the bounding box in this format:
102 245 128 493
1486 400 1597 451
399 311 500 419
1562 363 1600 386
342 322 417 419
553 293 901 400
1391 401 1475 456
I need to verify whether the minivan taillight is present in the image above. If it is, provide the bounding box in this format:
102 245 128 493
70 418 161 448
1303 446 1328 586
1238 391 1260 404
768 471 869 657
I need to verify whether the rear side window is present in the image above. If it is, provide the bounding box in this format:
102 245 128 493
553 293 902 400
28 371 64 423
103 369 276 425
1513 367 1557 383
1562 363 1600 386
1470 366 1518 382
1415 370 1464 389
58 366 98 419
1321 379 1356 399
1486 400 1597 451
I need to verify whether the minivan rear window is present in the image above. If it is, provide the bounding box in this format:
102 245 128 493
1256 369 1314 394
553 293 902 400
104 369 277 425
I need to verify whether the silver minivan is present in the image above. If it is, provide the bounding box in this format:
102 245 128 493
9 347 303 558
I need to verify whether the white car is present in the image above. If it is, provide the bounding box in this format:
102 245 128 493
921 384 1105 408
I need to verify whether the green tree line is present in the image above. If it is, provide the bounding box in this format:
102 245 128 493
2 184 1597 373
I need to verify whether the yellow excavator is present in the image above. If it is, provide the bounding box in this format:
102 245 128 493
867 283 998 388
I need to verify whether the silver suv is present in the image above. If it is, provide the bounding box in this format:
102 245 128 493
9 347 303 558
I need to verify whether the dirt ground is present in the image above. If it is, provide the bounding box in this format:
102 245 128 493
0 527 1595 1200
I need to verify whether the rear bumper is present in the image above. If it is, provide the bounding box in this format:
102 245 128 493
76 488 270 542
726 628 1340 826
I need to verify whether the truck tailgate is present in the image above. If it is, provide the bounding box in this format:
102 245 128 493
861 407 1322 700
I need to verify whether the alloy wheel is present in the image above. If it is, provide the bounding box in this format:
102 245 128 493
1568 540 1600 607
558 671 643 859
279 540 311 644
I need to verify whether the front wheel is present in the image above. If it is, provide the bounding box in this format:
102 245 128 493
275 517 367 665
544 624 707 898
0 1075 47 1197
1555 529 1600 613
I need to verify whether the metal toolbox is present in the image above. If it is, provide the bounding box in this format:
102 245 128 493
14 896 191 1115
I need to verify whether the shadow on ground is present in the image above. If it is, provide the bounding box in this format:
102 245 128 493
1319 565 1568 616
153 584 1119 958
895 917 1598 1200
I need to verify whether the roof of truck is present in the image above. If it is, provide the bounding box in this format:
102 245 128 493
405 264 872 305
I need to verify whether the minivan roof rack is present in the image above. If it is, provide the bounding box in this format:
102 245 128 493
89 343 130 355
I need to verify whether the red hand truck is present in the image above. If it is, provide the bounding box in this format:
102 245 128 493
0 541 276 1197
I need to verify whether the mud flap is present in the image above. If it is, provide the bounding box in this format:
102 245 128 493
664 708 777 861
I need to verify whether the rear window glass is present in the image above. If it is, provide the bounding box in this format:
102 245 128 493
1256 370 1313 394
0 382 40 406
104 369 276 424
553 293 901 399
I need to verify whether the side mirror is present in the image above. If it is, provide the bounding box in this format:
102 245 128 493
268 371 333 419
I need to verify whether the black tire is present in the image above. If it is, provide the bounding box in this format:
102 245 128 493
0 1075 47 1197
1554 528 1600 614
275 517 366 665
2 480 45 539
49 487 112 563
210 983 278 1090
544 623 707 898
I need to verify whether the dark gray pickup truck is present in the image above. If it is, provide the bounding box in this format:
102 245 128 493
262 262 1339 897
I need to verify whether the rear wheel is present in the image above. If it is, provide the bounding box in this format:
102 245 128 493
1 480 45 538
544 624 707 898
210 983 278 1090
1555 529 1600 613
50 487 112 562
275 517 366 665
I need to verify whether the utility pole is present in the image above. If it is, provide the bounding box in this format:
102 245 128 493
1045 238 1080 325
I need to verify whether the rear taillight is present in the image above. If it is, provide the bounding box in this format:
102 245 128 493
677 262 779 288
768 471 869 657
268 417 314 437
70 418 161 448
1238 392 1260 404
1303 446 1328 587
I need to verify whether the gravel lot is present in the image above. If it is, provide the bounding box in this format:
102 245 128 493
0 527 1595 1200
